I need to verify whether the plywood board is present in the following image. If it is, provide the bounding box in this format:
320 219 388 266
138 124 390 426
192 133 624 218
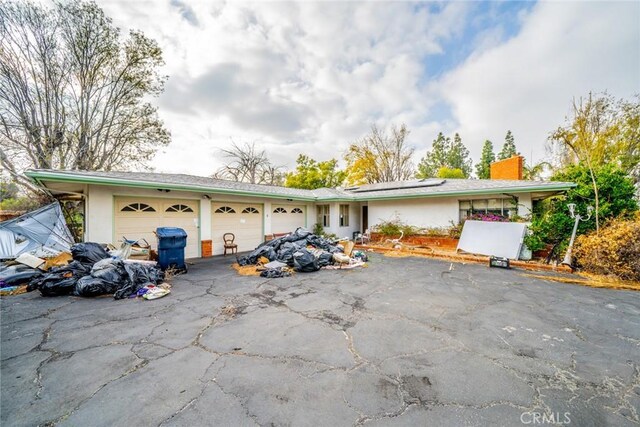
457 220 526 260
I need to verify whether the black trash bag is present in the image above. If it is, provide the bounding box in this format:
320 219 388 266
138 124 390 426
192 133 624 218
126 262 164 284
40 277 78 296
275 241 303 266
237 245 277 266
90 258 128 283
75 275 119 297
28 261 91 296
316 251 334 267
281 227 312 243
74 258 162 299
0 265 43 287
260 267 292 278
293 248 320 272
71 242 111 265
305 235 342 253
255 235 286 252
114 262 165 300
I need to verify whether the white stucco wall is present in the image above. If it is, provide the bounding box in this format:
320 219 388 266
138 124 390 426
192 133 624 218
367 195 533 230
84 184 533 256
368 197 459 230
319 202 361 239
86 185 206 246
85 184 316 250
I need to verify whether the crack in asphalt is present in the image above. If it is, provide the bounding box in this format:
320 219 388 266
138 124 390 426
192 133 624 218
2 256 639 426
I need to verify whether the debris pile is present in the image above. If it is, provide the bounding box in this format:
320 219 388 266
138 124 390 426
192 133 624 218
235 228 367 276
1 242 167 300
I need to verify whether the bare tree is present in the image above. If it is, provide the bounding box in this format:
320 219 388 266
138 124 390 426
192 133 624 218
213 142 284 185
345 124 415 185
0 0 170 189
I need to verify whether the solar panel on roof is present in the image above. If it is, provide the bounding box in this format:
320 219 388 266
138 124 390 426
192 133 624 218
347 179 446 193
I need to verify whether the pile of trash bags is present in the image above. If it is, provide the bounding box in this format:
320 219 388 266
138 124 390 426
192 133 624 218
25 242 164 299
238 228 357 274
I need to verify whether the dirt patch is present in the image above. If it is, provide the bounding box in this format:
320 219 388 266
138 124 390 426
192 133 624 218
522 272 640 291
384 250 413 258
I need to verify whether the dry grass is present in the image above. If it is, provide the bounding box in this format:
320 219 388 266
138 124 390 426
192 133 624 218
522 272 640 291
231 263 261 276
221 305 238 317
384 250 413 258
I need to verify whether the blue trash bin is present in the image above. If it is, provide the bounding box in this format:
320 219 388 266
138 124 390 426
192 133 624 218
156 227 187 271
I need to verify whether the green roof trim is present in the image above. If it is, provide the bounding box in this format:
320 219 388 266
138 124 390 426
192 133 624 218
25 170 318 202
25 169 576 202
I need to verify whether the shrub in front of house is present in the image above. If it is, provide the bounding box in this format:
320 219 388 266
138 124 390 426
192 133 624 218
574 215 640 281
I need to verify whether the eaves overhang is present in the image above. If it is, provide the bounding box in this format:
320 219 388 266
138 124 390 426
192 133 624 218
25 170 318 202
25 170 576 204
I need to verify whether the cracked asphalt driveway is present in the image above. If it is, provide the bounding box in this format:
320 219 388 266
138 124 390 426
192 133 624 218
2 254 640 426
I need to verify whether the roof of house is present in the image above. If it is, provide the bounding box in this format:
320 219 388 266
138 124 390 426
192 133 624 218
25 169 575 202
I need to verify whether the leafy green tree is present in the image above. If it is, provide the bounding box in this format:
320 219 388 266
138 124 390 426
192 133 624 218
475 140 495 179
498 130 518 160
437 167 465 179
529 163 638 250
417 132 472 178
416 132 448 178
0 0 169 190
285 155 346 189
549 93 640 229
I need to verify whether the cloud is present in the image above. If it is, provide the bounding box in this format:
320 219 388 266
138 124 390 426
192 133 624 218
439 1 640 164
96 0 639 177
169 0 199 26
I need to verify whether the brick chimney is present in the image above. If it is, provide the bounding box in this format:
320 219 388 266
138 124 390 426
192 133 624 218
490 155 524 180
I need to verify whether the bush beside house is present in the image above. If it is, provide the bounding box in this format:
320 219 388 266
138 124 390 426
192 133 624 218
574 215 640 281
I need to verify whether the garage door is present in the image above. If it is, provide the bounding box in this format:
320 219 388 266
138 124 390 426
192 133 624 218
114 197 200 258
212 203 263 254
271 205 306 234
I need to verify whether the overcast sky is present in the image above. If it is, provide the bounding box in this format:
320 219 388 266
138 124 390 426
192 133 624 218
98 0 640 177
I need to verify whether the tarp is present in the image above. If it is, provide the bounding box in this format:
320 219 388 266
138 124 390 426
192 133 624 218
456 220 527 260
0 202 74 259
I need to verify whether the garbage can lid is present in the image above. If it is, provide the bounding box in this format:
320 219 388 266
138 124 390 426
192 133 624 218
156 227 188 238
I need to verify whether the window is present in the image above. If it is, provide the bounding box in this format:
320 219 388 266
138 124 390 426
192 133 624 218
121 203 155 212
291 208 303 214
273 207 287 214
242 207 259 214
316 205 330 227
339 204 349 227
165 204 194 213
214 206 236 214
458 198 517 221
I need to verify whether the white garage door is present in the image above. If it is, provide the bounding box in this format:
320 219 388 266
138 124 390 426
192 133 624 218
114 197 200 258
271 205 306 234
212 203 263 254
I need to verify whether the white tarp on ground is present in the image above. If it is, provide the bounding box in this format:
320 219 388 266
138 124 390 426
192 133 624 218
456 220 527 260
0 202 74 259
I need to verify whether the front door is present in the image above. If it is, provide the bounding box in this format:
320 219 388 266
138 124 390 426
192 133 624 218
362 205 368 232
